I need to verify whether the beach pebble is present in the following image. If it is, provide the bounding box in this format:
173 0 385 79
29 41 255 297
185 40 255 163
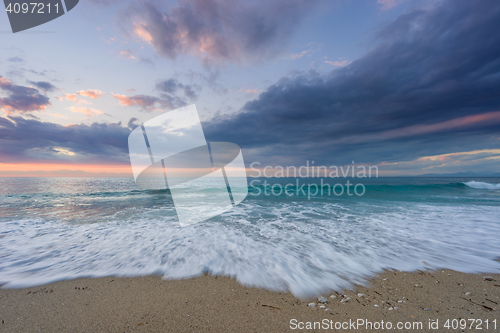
394 307 400 310
424 308 432 311
357 293 365 297
319 305 326 309
374 304 380 307
465 292 471 296
330 295 337 299
397 300 405 303
388 307 393 310
484 276 494 281
308 303 316 307
325 308 331 311
341 297 351 303
318 297 329 304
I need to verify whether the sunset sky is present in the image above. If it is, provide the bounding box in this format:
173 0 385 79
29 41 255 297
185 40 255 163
1 0 500 177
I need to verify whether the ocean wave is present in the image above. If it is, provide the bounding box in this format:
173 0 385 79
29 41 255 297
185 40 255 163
464 181 500 190
1 202 499 297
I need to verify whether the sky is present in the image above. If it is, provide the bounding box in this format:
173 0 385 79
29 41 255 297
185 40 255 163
1 0 500 177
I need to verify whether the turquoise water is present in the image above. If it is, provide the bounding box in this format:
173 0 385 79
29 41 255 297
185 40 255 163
1 177 499 297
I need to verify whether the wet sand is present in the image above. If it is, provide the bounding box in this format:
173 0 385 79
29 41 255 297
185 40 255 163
1 270 499 332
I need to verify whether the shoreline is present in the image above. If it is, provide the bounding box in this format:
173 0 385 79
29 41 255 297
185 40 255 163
1 269 498 332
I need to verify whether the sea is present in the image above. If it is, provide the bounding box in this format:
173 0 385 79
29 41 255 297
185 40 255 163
1 177 499 297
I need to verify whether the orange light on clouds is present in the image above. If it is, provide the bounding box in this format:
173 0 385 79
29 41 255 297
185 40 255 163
69 106 104 117
0 163 133 177
133 22 153 44
417 149 500 162
77 90 104 99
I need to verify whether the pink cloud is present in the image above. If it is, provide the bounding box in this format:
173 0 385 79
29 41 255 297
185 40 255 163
65 93 89 104
325 59 350 67
380 111 500 139
113 94 158 108
120 50 136 60
69 107 104 117
319 111 500 146
289 50 307 59
122 0 314 64
77 90 104 99
245 89 261 94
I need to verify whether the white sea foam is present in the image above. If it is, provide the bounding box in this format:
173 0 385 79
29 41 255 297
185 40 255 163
1 202 499 297
464 181 500 190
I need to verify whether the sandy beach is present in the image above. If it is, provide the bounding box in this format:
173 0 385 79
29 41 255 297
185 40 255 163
1 269 498 332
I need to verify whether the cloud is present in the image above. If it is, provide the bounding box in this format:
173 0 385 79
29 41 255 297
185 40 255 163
113 93 186 111
113 94 159 109
155 78 200 100
0 76 51 113
0 116 130 164
7 57 23 62
127 117 140 130
202 0 500 168
375 149 500 175
77 89 104 99
28 81 57 92
286 42 321 60
288 50 307 60
70 107 104 117
377 0 405 11
113 79 198 111
245 89 261 94
120 50 136 59
325 59 350 67
65 93 89 104
119 0 316 63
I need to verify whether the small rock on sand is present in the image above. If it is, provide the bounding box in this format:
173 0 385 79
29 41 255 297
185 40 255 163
318 297 329 304
484 276 494 281
308 303 316 307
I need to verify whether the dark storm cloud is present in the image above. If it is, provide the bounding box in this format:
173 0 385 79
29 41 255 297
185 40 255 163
0 116 130 163
28 81 57 92
0 76 51 112
119 0 316 63
202 0 500 165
